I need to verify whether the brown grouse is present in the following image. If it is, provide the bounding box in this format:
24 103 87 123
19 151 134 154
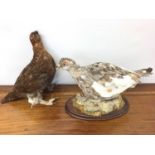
1 31 56 106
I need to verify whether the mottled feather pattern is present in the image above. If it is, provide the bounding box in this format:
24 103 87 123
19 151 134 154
58 58 152 100
87 62 132 81
1 31 56 104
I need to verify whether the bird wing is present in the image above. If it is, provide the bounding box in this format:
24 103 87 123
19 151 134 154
13 61 50 93
86 62 139 98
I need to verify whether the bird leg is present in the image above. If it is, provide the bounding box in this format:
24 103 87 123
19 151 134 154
27 92 55 107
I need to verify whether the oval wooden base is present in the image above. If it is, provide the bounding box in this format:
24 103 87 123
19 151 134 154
65 97 129 121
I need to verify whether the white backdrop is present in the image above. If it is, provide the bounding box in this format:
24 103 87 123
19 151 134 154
0 1 154 84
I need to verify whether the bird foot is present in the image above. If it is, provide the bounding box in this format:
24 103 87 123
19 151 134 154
39 98 56 106
27 94 40 108
27 93 57 107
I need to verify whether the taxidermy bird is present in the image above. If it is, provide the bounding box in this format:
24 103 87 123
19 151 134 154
1 31 56 106
58 58 153 100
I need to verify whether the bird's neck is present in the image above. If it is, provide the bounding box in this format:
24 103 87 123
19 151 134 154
68 65 81 78
32 42 46 57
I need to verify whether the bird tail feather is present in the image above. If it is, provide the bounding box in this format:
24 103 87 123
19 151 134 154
135 67 153 77
1 91 24 104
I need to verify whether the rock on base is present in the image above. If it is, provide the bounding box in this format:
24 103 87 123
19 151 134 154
73 94 125 117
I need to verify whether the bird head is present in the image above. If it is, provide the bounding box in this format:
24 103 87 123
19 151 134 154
57 58 76 70
29 31 41 45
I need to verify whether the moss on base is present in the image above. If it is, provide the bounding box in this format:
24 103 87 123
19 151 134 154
73 94 125 117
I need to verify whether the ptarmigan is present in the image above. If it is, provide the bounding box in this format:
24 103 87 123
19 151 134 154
1 31 56 106
58 58 152 100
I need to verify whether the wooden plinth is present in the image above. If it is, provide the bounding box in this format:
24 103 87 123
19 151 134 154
65 97 129 120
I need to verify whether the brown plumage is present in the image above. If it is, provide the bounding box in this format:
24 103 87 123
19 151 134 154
1 31 56 106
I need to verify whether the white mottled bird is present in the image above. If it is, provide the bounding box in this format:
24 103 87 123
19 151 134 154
58 58 153 100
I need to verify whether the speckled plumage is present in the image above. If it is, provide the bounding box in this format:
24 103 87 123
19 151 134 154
1 31 56 106
58 58 152 100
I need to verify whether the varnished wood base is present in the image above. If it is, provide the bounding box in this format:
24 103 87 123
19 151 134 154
65 97 129 120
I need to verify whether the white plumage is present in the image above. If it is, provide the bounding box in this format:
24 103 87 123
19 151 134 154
58 58 152 100
92 75 135 98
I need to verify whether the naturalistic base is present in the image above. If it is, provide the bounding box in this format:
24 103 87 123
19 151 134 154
65 94 129 120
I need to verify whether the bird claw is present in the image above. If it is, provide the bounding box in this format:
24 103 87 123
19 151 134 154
47 98 56 105
39 98 56 106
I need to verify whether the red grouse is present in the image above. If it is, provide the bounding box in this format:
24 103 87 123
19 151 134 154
1 31 56 106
